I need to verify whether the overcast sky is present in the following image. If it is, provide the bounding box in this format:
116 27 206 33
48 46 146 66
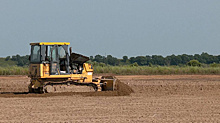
0 0 219 58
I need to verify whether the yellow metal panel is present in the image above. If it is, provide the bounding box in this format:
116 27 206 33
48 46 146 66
43 63 50 77
83 63 93 72
82 63 93 82
40 64 44 77
30 42 70 45
41 75 71 79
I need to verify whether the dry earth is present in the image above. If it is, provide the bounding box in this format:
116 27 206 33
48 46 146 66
0 75 220 122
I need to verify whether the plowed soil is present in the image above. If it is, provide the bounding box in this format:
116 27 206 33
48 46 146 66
1 75 220 122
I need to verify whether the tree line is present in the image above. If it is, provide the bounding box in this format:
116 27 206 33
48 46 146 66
3 52 220 67
90 52 220 66
4 55 29 66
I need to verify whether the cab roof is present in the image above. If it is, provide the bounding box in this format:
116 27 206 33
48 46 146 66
30 42 70 45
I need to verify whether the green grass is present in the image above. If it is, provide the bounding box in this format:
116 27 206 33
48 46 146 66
0 65 219 75
94 66 220 75
0 66 28 75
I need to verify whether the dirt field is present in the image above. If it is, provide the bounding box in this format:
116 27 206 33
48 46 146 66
0 75 220 122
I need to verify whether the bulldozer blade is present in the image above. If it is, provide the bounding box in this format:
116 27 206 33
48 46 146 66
100 76 117 91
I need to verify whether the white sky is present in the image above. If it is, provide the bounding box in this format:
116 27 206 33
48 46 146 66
0 0 220 58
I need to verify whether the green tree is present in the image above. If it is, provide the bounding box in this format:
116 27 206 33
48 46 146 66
122 56 130 65
130 62 139 67
135 56 148 65
151 55 164 66
180 54 191 64
106 55 115 65
122 56 128 63
167 54 182 65
218 55 220 63
129 57 135 64
187 60 201 67
89 56 94 61
5 56 10 61
94 55 104 63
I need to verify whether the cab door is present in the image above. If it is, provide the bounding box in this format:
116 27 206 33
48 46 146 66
50 45 60 75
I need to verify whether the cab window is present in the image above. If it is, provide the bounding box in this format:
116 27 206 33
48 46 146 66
58 46 66 58
30 45 41 63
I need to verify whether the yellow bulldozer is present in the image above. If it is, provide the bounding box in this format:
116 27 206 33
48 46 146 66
28 42 116 93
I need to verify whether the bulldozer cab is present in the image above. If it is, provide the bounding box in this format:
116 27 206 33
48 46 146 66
48 45 69 75
30 42 70 75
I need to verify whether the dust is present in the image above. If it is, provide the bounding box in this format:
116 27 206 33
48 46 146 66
80 79 134 96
